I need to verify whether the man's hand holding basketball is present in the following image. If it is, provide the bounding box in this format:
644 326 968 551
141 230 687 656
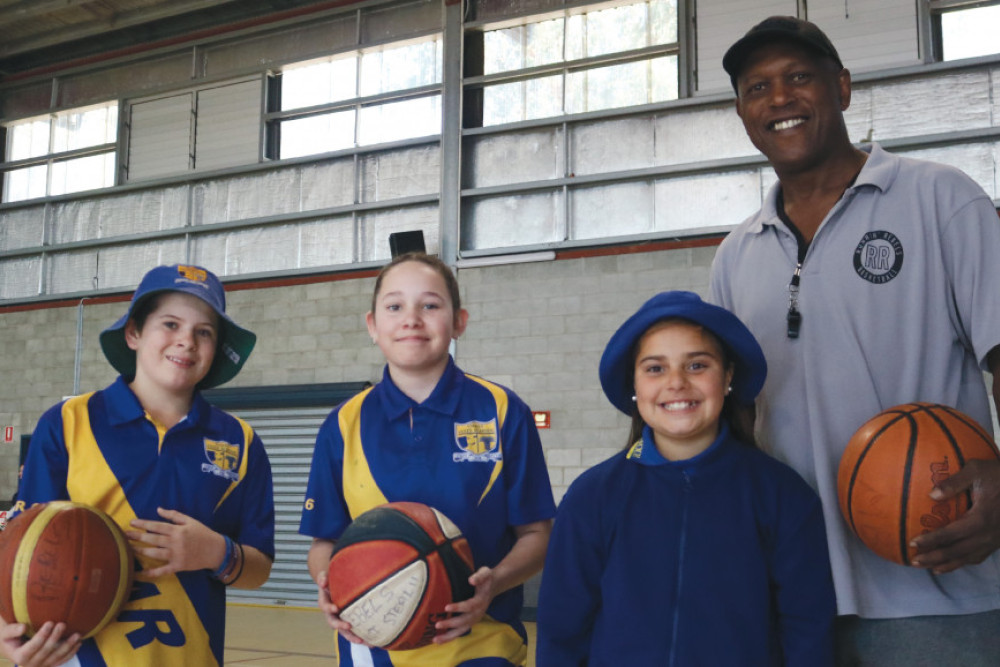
910 458 1000 573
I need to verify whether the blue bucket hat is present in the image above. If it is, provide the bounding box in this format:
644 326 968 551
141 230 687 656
99 264 256 390
599 291 767 414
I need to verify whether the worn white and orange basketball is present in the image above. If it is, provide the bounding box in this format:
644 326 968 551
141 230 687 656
0 501 134 637
327 501 475 650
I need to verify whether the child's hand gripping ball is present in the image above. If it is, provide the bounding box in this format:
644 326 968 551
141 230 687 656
327 501 475 650
838 402 1000 566
0 501 134 638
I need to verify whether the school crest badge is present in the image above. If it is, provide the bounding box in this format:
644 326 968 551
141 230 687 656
202 438 241 481
453 420 502 463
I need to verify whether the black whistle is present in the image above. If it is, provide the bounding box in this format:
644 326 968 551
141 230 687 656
787 308 802 339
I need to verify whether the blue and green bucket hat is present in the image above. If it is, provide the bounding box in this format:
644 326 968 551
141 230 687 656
99 264 256 389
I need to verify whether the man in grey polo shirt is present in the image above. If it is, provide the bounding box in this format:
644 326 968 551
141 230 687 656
710 15 1000 665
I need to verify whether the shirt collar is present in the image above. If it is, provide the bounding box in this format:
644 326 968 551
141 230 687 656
748 142 891 235
626 422 731 469
376 356 465 419
104 375 207 429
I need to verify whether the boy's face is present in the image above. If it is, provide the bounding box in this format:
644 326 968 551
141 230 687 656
632 321 734 461
125 292 218 396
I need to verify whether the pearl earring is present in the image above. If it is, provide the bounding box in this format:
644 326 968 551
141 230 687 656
631 395 637 402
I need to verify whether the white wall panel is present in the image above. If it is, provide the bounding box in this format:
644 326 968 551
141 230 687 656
572 181 654 238
46 250 98 294
96 240 188 290
466 129 566 189
695 0 795 94
898 143 998 199
223 224 302 275
97 188 190 237
0 257 41 299
49 199 102 244
808 0 919 74
359 146 441 202
572 117 655 176
360 205 440 262
992 67 1000 126
463 192 564 249
654 103 758 164
300 160 356 210
655 170 761 230
127 94 193 181
0 205 45 251
195 81 262 173
870 71 992 140
300 217 357 267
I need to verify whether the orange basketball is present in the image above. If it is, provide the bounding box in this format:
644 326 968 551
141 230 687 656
838 403 1000 566
327 501 474 650
0 501 134 638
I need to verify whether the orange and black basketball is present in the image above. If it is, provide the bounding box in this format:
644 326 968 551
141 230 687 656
0 501 134 638
327 501 475 650
838 402 1000 566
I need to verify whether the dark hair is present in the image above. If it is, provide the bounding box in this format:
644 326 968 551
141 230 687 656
129 293 167 333
370 252 462 317
624 318 758 450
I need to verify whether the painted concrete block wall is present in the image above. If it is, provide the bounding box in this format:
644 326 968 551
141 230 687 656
0 244 714 507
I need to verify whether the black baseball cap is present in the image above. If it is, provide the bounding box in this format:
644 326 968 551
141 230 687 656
723 16 843 92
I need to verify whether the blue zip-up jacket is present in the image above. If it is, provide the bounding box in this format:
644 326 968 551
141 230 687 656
536 424 835 666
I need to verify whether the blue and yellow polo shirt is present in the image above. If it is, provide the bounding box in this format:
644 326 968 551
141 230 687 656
17 376 275 666
300 357 555 667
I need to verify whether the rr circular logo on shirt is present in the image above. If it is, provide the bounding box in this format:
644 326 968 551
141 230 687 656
853 230 903 284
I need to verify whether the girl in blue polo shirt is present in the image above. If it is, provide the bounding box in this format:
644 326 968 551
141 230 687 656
2 264 275 667
536 291 835 666
300 252 556 667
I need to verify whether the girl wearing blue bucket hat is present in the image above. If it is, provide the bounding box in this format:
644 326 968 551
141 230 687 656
6 264 275 667
537 291 835 666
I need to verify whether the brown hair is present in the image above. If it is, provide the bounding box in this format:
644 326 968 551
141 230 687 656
370 252 462 317
624 319 757 450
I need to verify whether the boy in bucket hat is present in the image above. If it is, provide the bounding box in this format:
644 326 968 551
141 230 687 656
536 291 834 666
3 264 275 667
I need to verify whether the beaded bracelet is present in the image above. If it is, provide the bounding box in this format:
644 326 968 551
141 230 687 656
225 542 246 587
212 535 236 580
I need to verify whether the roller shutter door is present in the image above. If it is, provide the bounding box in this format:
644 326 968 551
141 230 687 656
204 382 367 606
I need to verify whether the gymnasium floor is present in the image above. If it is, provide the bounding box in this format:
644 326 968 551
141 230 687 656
0 605 540 666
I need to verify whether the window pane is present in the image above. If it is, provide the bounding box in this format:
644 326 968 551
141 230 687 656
52 103 118 153
650 0 677 45
358 97 441 144
279 111 357 158
50 153 117 196
359 38 442 96
484 19 564 75
281 56 358 110
483 74 563 125
8 117 51 160
4 164 48 202
568 2 651 59
941 5 1000 60
566 55 677 114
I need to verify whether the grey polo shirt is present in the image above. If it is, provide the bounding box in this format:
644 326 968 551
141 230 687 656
711 143 1000 618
